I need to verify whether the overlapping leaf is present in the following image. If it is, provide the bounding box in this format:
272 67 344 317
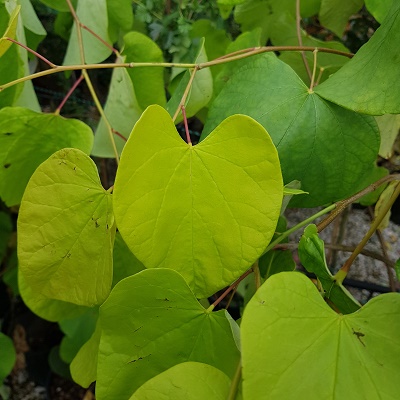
70 318 101 388
114 105 283 298
92 60 142 158
167 38 213 122
315 1 400 115
130 362 231 400
298 224 361 314
97 269 240 399
122 32 166 110
63 0 112 65
18 148 115 307
319 0 363 36
0 107 93 206
241 272 400 399
204 54 379 207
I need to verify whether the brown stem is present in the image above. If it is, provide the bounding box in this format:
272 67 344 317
6 37 56 68
275 242 396 269
317 174 400 232
0 46 353 93
210 268 253 309
340 182 400 278
112 129 127 142
368 207 397 292
296 0 312 81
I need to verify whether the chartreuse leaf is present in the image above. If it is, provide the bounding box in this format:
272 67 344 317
97 269 240 399
19 270 89 322
92 58 142 158
70 318 101 388
0 107 93 206
242 272 400 399
0 333 15 382
122 32 166 110
377 114 400 159
130 362 231 400
203 54 379 207
365 0 392 23
0 5 20 57
114 105 283 298
18 148 115 307
316 1 400 115
298 224 360 314
59 308 99 364
167 38 213 122
63 0 112 65
319 0 363 36
374 181 398 230
112 232 145 287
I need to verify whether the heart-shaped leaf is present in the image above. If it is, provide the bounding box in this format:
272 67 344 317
241 272 400 399
130 362 231 400
97 269 240 399
298 224 361 314
203 54 379 207
315 0 400 115
0 107 93 206
114 105 283 298
18 148 115 307
0 5 20 57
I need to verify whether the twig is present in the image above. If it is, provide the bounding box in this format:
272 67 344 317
368 207 397 292
55 73 84 114
80 23 119 55
6 37 56 68
65 0 120 163
275 242 396 269
338 183 400 281
262 204 336 256
296 0 312 81
207 268 253 311
0 46 353 93
317 174 400 232
172 66 198 122
181 105 191 145
227 360 242 400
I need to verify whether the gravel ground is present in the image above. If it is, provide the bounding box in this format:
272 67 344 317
285 206 400 303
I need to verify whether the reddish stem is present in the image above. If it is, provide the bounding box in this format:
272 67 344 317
56 74 84 114
112 129 127 141
80 23 119 55
181 105 191 145
6 37 56 68
212 268 253 308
